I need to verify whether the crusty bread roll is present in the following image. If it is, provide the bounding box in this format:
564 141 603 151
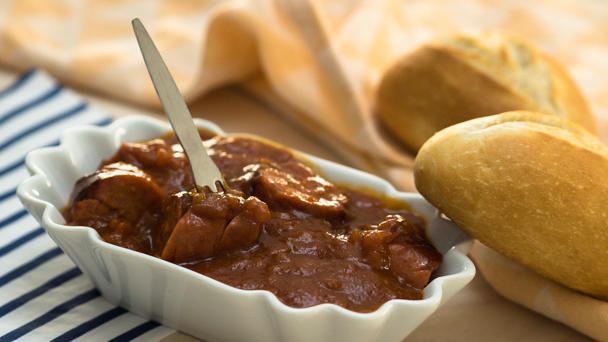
376 31 596 152
414 111 608 300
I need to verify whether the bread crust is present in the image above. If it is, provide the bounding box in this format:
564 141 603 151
414 111 608 300
376 31 596 152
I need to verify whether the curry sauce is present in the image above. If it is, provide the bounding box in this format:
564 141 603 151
64 132 442 312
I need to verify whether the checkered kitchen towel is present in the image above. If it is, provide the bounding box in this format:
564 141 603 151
0 70 175 341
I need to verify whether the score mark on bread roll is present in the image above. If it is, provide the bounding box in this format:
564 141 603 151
414 111 608 300
376 31 596 152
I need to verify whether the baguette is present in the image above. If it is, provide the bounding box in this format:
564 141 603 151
414 111 608 300
376 31 596 152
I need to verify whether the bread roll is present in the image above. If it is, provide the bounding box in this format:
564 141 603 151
414 111 608 300
376 31 596 152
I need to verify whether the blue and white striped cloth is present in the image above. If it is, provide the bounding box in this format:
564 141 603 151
0 70 175 341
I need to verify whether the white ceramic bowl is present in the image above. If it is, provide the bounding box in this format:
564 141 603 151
17 116 475 342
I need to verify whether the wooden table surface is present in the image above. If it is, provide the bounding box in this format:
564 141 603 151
0 67 594 341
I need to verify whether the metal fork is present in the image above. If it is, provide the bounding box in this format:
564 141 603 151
132 18 225 192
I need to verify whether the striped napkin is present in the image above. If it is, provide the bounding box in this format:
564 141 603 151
0 70 175 341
